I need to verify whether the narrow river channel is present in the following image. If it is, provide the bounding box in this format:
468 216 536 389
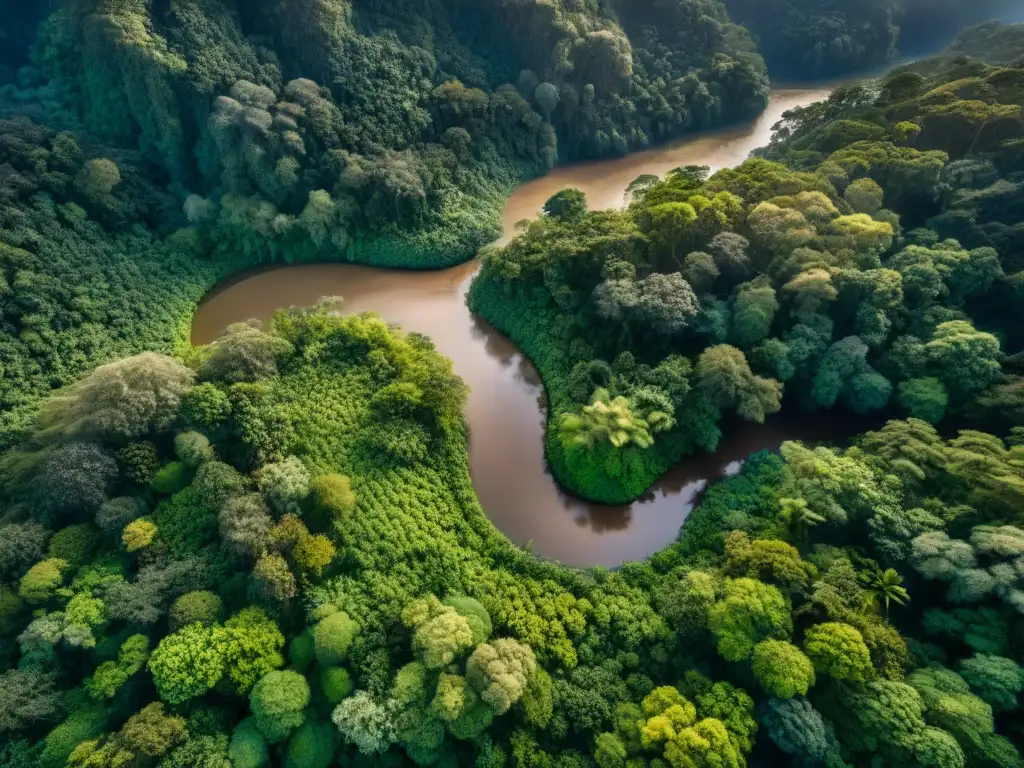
192 86 862 567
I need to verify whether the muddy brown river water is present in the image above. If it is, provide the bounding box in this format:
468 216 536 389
192 87 862 567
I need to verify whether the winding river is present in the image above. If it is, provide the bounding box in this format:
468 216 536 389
193 86 860 567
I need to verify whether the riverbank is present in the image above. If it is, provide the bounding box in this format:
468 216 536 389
191 86 874 565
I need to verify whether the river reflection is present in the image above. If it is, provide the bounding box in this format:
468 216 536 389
192 86 864 567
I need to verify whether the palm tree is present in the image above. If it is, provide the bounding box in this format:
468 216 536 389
557 388 655 450
858 564 910 618
779 497 824 545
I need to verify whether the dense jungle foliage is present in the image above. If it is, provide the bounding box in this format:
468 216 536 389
470 21 1024 504
0 1 1012 444
0 0 775 444
0 2 1023 767
3 307 1024 767
0 0 771 273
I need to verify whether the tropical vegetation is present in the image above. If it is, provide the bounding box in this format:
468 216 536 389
0 5 1022 768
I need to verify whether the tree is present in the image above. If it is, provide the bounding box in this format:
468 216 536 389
708 578 791 662
706 232 751 283
466 638 537 714
38 443 118 519
201 323 294 384
957 654 1024 712
403 596 474 668
730 279 778 349
637 273 699 337
826 214 894 255
76 158 121 197
228 719 268 768
321 667 353 705
332 692 395 755
313 609 359 666
251 553 297 603
285 721 338 768
646 202 698 268
293 533 335 578
557 389 658 450
696 345 782 423
159 734 231 768
220 494 273 560
220 608 286 695
40 354 194 444
751 640 816 699
96 497 147 534
663 718 743 768
594 732 627 768
307 473 356 532
748 203 815 259
443 595 492 645
925 320 1001 400
845 178 885 214
778 497 824 544
682 252 720 294
250 670 310 743
256 457 311 516
122 517 157 552
780 274 836 332
803 622 873 682
112 703 186 759
148 622 226 704
0 669 62 734
111 442 157 488
858 564 910 616
723 532 817 592
68 703 187 767
810 336 870 409
898 378 949 424
0 522 49 579
175 432 214 467
543 189 587 220
18 558 66 603
760 697 837 766
87 635 150 700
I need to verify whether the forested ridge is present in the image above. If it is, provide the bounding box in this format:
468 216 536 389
0 4 1023 768
721 0 1022 79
